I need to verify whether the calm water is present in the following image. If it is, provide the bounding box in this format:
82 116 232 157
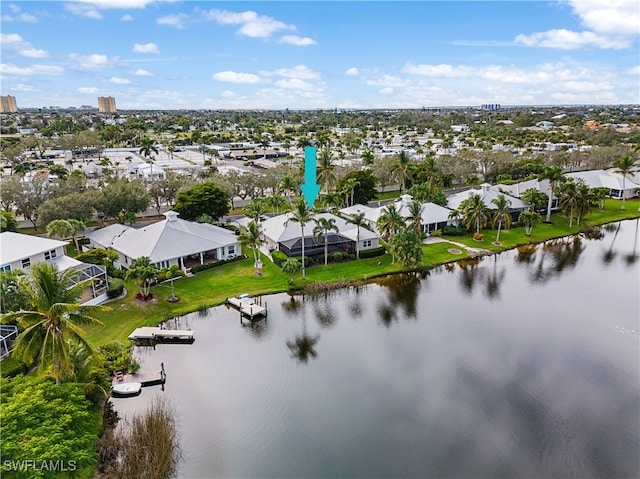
113 220 640 479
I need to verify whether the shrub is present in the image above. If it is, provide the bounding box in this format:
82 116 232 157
106 277 124 299
359 246 386 259
348 254 356 261
332 252 344 262
190 254 247 273
430 229 442 237
271 251 288 267
442 225 467 236
473 232 484 241
0 356 27 378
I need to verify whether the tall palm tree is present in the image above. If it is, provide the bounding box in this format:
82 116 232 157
575 182 593 226
393 150 412 192
139 136 159 181
239 220 263 272
317 149 336 193
459 194 490 234
491 193 512 245
46 219 74 245
0 263 109 384
558 179 579 227
421 155 441 193
313 217 339 266
346 212 367 259
407 200 424 235
286 199 315 279
279 175 298 207
538 165 566 222
244 198 267 224
322 191 343 211
341 177 360 207
361 150 374 166
612 154 637 210
376 203 406 240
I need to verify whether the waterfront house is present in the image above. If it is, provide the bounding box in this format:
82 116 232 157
566 169 640 199
260 212 380 258
0 231 108 305
86 211 240 272
447 184 530 221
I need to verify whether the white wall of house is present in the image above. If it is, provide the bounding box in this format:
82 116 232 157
359 237 379 250
1 245 67 272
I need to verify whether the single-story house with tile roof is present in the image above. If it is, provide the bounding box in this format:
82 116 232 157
341 194 455 235
0 231 108 305
447 184 530 221
86 211 240 271
261 212 380 258
566 169 640 199
496 178 559 211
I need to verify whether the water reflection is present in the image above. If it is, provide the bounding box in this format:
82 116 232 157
602 222 621 264
374 272 422 325
286 305 320 364
624 218 639 266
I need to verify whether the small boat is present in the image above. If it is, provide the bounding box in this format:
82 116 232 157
111 382 142 396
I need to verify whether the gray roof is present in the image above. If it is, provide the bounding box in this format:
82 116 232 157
261 212 378 244
447 184 529 211
567 169 640 191
0 232 68 265
88 212 239 263
342 195 454 226
86 223 131 248
497 178 554 199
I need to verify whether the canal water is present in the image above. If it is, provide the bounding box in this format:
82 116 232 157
112 219 640 479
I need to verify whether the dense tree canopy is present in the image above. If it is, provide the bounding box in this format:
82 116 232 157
335 170 378 206
173 182 230 221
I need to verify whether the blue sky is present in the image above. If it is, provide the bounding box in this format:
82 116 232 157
1 1 639 110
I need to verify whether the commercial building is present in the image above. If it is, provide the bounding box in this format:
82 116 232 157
98 96 117 113
0 96 17 113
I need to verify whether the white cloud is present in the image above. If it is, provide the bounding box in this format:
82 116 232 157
131 68 152 76
364 74 409 87
379 87 394 95
66 0 160 9
271 65 319 80
273 78 318 91
121 14 134 21
514 29 630 49
10 83 39 92
402 63 474 78
201 9 295 38
277 35 316 46
157 14 188 29
64 3 102 19
133 42 159 54
212 71 261 84
345 67 359 76
108 77 131 84
512 0 638 50
221 90 236 98
1 33 49 58
568 0 639 36
0 63 64 76
627 65 640 75
1 4 38 23
78 87 99 94
68 53 115 71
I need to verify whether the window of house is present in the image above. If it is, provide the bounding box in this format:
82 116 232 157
0 264 11 273
21 258 31 268
363 240 372 248
44 249 57 260
228 245 235 254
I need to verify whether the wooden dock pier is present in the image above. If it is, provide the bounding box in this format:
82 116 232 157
225 296 267 320
112 363 166 388
128 327 194 343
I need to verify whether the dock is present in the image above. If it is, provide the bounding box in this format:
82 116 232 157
128 326 194 343
225 296 267 320
112 363 166 388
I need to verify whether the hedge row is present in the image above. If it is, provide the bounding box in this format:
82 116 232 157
106 278 124 299
358 246 387 259
191 254 248 273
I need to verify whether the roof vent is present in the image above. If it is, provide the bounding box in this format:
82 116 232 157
164 210 179 222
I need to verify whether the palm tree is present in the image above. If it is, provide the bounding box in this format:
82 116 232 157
376 203 406 240
286 199 315 279
341 177 360 207
421 155 441 192
491 193 512 245
46 219 74 245
125 256 158 300
612 154 637 210
0 263 109 384
317 149 336 193
281 257 301 284
48 164 69 180
313 217 339 266
558 179 579 227
459 194 490 234
139 136 159 181
279 175 298 207
346 212 368 259
393 150 412 192
322 191 343 211
407 200 424 235
518 210 541 236
239 221 263 273
244 198 267 224
575 182 593 226
361 150 374 166
538 165 566 222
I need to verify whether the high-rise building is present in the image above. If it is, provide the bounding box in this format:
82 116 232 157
0 96 18 113
98 96 117 113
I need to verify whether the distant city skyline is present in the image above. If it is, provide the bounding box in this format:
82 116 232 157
1 1 639 110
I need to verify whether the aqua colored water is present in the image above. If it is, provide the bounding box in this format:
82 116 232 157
112 219 640 479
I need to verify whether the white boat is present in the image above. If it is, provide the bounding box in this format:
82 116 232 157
111 382 142 396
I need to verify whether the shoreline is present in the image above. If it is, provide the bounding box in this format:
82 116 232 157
85 207 640 346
